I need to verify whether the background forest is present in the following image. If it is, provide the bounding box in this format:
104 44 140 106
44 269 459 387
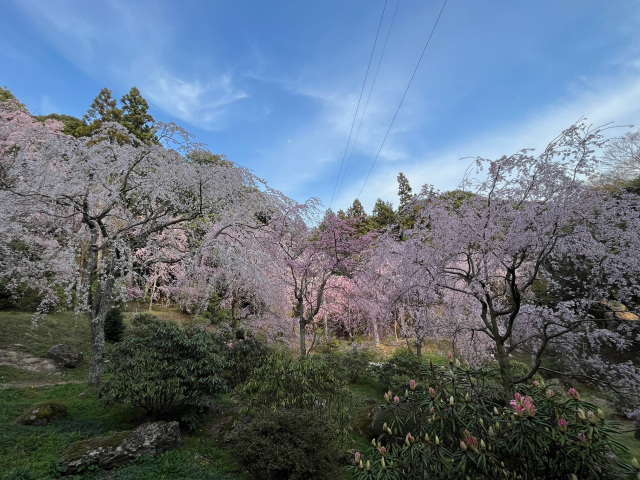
1 85 640 479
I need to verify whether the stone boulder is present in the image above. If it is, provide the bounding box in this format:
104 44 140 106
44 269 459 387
59 421 181 474
0 349 62 375
15 401 68 426
47 344 83 368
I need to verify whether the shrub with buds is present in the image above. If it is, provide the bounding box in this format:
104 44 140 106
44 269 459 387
349 359 636 480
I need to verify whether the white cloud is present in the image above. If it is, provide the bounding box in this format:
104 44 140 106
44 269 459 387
141 71 248 130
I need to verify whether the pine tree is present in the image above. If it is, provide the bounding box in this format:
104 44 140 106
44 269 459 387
346 199 369 235
397 172 413 210
370 198 396 230
120 87 158 145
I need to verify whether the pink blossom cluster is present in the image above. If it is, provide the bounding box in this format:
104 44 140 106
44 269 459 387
461 429 479 452
510 392 537 417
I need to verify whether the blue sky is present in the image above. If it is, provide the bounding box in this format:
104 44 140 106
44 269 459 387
2 1 640 213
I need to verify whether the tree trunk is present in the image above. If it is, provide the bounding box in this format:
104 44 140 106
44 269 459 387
323 312 328 341
372 317 380 344
88 310 107 386
495 340 515 402
299 317 307 357
88 274 116 386
416 338 423 358
148 263 158 311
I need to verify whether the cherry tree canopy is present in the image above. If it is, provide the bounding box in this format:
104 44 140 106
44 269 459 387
397 121 640 399
0 98 286 384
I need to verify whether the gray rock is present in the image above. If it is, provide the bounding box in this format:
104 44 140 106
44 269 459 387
0 348 62 374
59 421 181 474
47 344 83 368
15 401 68 426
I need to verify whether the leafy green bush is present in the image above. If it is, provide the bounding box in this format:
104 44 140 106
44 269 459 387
238 350 354 447
376 348 424 393
239 349 349 413
226 408 342 480
100 319 226 424
321 347 374 383
350 358 637 480
104 307 126 343
211 329 272 389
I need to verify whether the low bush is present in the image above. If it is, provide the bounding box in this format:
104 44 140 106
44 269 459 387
100 319 226 426
238 350 354 446
104 307 125 343
350 356 638 480
376 348 424 393
321 346 375 383
239 349 349 413
211 329 272 389
226 408 342 480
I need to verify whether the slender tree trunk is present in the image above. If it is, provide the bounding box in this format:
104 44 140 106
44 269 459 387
148 263 158 311
372 317 380 344
416 338 423 358
299 318 307 357
88 274 116 386
495 340 515 402
323 312 328 341
394 309 399 342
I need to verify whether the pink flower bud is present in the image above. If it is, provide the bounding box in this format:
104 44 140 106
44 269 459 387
393 395 400 404
354 452 361 463
447 351 453 364
409 379 416 390
429 387 436 399
533 381 540 387
379 446 387 457
546 389 554 398
568 387 580 400
557 418 568 433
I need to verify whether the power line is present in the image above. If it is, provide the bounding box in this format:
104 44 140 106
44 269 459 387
329 0 389 210
358 0 448 199
336 0 400 203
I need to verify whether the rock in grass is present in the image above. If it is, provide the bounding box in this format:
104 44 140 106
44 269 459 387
47 344 83 368
59 421 181 475
15 401 68 426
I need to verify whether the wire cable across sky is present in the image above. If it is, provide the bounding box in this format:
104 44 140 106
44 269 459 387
329 0 390 210
358 0 449 199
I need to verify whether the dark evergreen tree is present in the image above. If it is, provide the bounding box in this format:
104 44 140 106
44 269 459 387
346 198 369 235
370 198 396 230
120 86 158 145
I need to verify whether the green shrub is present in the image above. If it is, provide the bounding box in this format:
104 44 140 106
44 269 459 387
0 280 45 312
211 329 272 389
226 408 342 480
130 311 161 327
376 348 424 393
321 347 374 383
100 319 226 425
239 349 349 413
104 307 126 343
239 350 354 446
350 357 637 480
509 359 544 385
